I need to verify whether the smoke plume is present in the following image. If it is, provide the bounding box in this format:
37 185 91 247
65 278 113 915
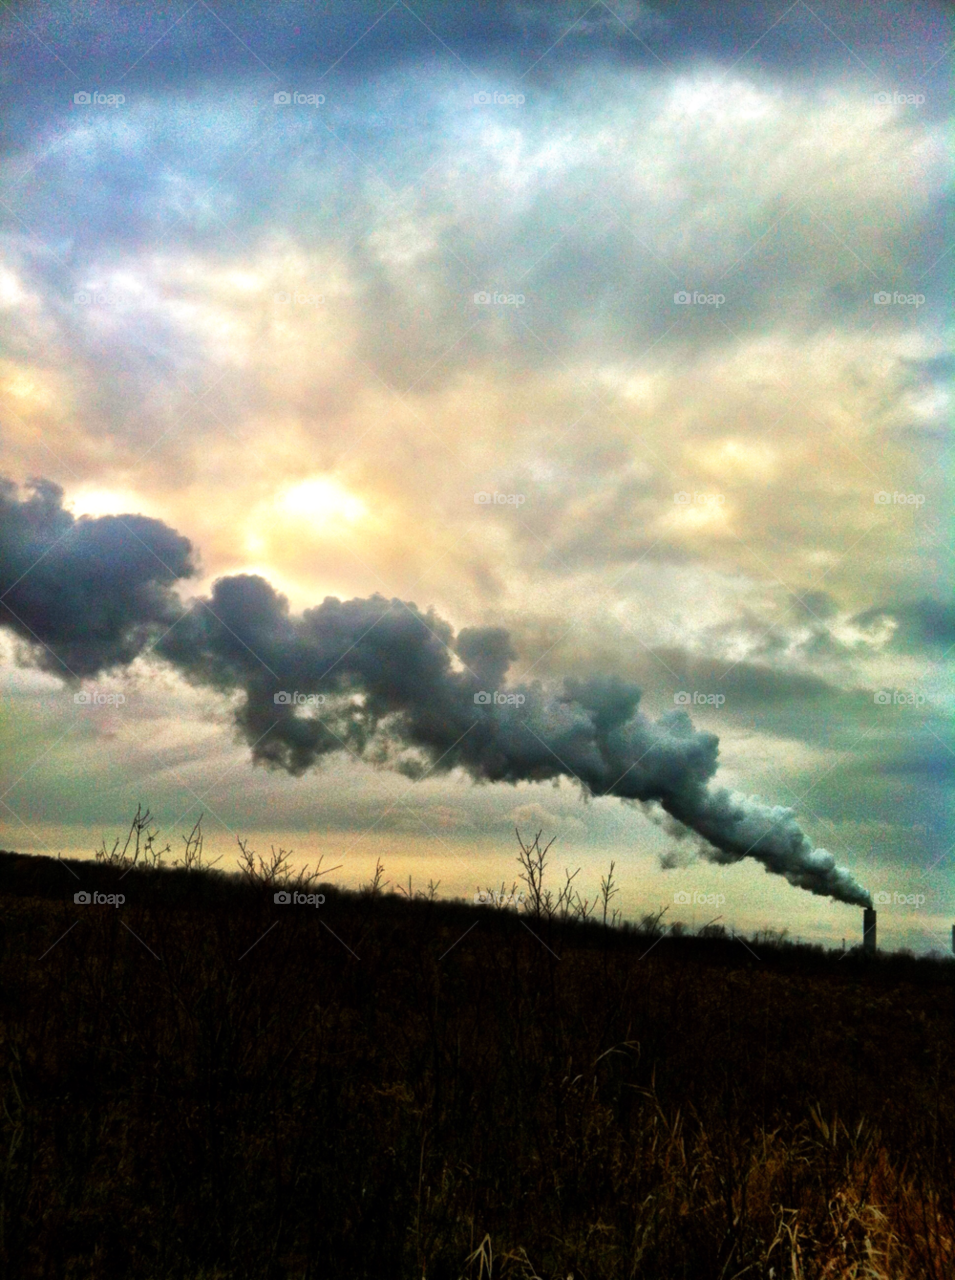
0 477 871 907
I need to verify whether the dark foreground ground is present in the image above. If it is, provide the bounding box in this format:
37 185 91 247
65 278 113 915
0 839 952 1279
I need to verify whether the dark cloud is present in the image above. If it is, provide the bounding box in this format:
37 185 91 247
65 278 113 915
650 649 838 707
853 598 955 655
876 738 955 783
455 624 516 689
789 590 838 622
0 477 195 677
2 1 947 93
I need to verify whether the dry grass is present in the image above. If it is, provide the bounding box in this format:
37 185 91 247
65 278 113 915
0 820 951 1278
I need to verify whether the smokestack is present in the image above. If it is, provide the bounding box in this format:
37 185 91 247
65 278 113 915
863 907 877 955
0 476 875 910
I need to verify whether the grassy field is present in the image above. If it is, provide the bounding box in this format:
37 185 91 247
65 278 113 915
0 815 952 1278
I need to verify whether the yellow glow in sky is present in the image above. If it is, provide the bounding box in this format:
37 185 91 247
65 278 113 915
68 489 150 519
279 477 368 528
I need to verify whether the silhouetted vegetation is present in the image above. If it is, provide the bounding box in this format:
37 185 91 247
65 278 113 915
0 818 952 1278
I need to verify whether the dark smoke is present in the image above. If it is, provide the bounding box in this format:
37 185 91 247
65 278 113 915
0 476 871 907
0 477 193 676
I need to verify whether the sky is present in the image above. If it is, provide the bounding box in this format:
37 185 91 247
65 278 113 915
0 0 952 954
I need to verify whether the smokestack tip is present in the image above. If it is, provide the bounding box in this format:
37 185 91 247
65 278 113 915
863 906 877 954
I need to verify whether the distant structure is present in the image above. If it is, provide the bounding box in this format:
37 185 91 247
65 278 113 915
951 924 954 957
863 907 877 956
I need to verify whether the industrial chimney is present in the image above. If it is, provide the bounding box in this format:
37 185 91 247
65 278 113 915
863 907 877 955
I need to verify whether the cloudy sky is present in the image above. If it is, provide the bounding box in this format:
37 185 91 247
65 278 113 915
0 0 951 952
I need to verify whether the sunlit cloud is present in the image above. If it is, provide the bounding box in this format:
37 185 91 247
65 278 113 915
279 476 368 527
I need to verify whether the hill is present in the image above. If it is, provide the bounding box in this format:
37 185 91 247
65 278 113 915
0 828 951 1278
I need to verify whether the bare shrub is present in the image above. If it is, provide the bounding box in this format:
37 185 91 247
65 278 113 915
95 804 170 869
